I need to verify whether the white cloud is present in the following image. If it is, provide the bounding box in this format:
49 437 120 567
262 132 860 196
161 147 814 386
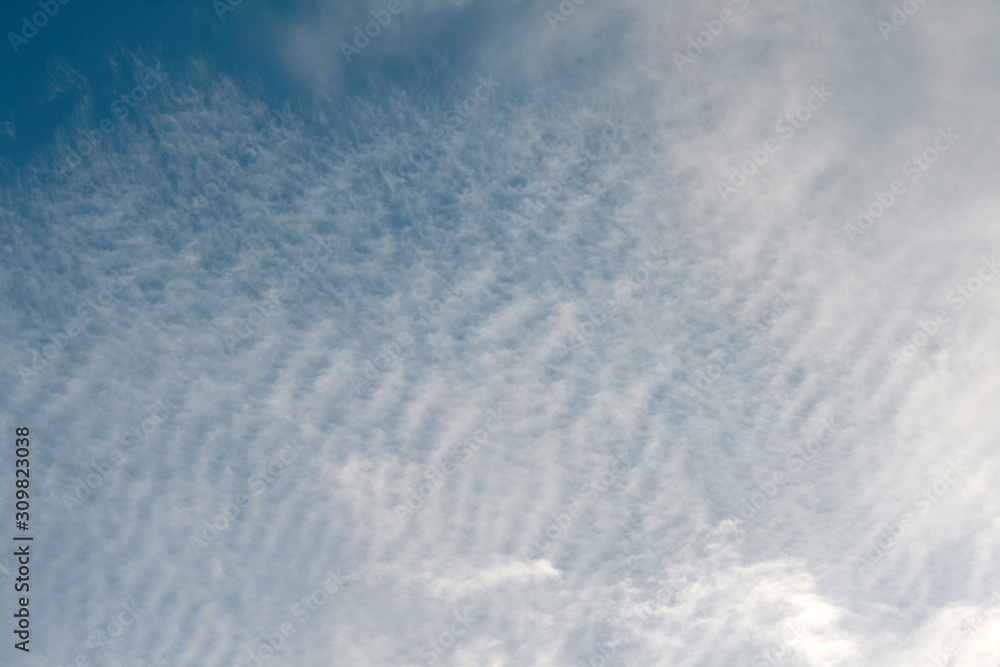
3 0 1000 665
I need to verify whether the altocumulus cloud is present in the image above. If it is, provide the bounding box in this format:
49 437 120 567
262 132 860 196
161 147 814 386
1 1 1000 666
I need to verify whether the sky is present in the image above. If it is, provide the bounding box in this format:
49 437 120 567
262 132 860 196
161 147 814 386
1 0 1000 666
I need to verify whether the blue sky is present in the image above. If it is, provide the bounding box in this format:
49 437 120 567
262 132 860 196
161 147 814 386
2 1 1000 666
